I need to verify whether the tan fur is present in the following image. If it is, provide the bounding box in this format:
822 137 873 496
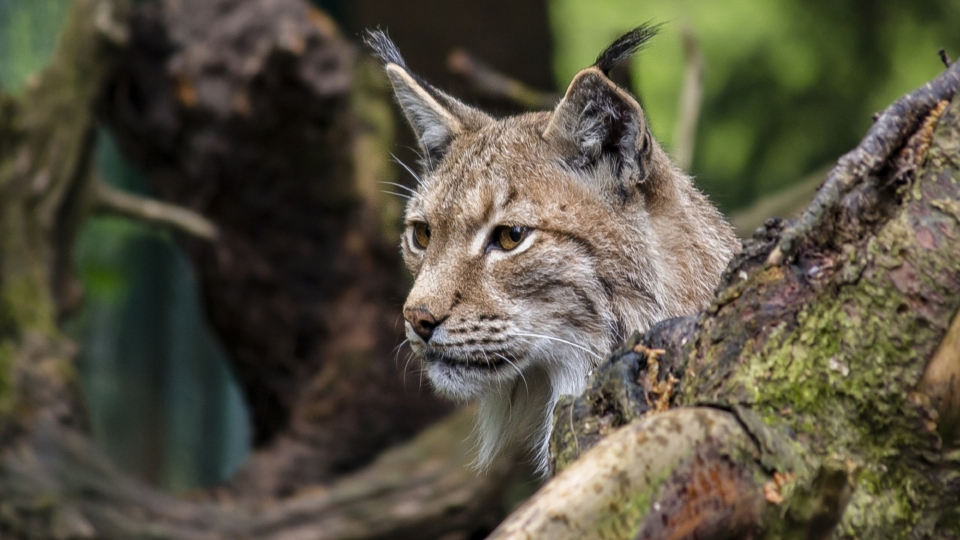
369 29 740 474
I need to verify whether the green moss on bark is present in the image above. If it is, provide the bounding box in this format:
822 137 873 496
0 0 128 434
680 95 960 537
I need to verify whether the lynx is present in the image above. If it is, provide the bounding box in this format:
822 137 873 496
367 26 739 474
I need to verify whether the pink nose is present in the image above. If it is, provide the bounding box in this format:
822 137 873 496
404 307 441 342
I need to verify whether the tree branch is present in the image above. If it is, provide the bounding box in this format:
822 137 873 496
92 177 219 240
672 23 704 171
769 56 960 265
0 409 517 539
939 49 953 68
447 49 559 109
5 0 960 537
491 408 767 539
2 1 512 538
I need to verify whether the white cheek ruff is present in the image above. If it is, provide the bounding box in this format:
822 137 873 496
471 344 596 477
425 361 491 400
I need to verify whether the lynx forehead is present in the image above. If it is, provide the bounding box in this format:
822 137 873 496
367 26 739 475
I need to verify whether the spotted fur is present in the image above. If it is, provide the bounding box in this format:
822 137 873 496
368 27 739 475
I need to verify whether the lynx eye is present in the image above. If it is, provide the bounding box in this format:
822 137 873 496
411 222 431 249
495 226 528 251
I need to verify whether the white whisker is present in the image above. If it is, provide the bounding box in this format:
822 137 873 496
513 332 603 361
401 145 427 165
393 344 406 369
391 153 425 186
392 338 410 360
378 181 418 195
381 190 411 200
402 353 415 386
393 339 411 384
496 353 528 394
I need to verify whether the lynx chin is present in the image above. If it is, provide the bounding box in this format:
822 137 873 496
366 26 739 475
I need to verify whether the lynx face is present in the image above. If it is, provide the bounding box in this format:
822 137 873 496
367 27 739 474
402 119 647 394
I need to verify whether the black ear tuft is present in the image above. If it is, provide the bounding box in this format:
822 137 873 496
363 29 408 70
594 23 661 76
363 28 493 169
363 29 448 107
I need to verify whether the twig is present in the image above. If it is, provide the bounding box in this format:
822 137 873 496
728 166 828 237
767 57 960 265
672 23 704 171
93 178 219 240
939 49 953 68
94 0 129 46
447 49 559 109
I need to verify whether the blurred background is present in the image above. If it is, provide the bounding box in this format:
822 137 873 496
1 0 957 497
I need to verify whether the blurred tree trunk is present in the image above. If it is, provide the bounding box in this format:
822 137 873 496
1 0 959 539
98 0 452 495
0 0 518 538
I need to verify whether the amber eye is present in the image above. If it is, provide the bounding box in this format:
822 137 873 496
495 226 528 251
412 222 431 249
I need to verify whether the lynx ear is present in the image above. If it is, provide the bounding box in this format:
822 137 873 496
544 25 659 193
365 30 491 167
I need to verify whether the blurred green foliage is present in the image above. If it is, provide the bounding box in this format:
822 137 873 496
550 0 960 210
0 0 69 92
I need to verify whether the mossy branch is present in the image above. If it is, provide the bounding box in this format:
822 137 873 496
0 1 518 538
3 0 960 537
770 53 960 265
490 408 767 540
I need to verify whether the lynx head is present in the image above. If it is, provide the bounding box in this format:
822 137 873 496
366 27 738 474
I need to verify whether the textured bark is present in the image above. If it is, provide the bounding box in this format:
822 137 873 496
93 0 556 498
0 0 126 437
494 408 766 540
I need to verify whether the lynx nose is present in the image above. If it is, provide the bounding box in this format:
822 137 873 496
404 307 444 343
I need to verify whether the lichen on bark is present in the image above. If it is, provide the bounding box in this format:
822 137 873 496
685 94 960 536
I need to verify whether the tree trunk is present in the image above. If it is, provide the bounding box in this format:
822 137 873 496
1 0 959 538
97 0 454 494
